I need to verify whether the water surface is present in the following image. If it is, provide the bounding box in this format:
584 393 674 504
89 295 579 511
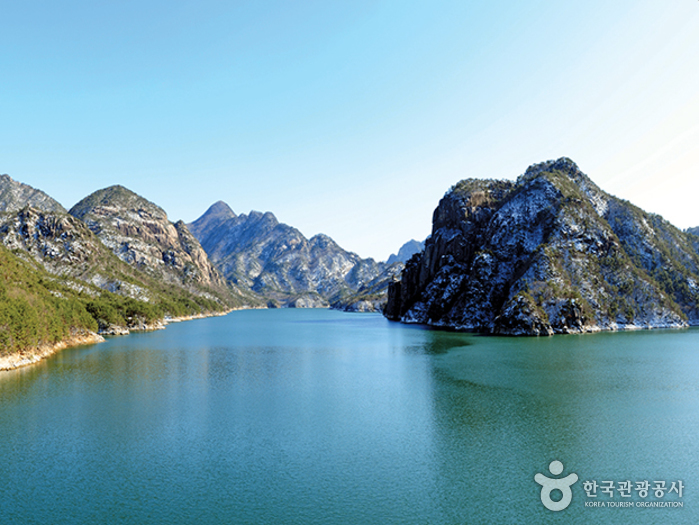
1 309 697 523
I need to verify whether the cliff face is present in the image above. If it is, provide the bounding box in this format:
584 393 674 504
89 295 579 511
69 186 229 296
0 174 66 213
190 202 387 307
386 158 699 335
0 206 151 300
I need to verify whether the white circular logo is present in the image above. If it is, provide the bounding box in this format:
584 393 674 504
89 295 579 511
535 460 579 511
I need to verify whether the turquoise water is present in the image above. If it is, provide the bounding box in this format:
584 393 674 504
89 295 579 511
1 309 698 524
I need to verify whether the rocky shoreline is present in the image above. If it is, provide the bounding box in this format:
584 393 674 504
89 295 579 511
0 309 234 372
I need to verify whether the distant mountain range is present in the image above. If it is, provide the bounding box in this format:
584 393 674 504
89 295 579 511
386 158 699 335
0 175 243 349
387 239 424 265
188 201 397 309
4 156 699 361
0 173 405 360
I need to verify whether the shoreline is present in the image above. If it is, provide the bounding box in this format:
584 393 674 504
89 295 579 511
392 317 693 336
0 331 106 372
0 308 236 372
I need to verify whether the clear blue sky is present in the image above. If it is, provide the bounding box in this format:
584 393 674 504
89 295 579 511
2 0 698 260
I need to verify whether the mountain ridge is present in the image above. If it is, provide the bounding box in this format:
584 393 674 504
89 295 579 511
0 174 66 213
0 176 248 366
69 185 231 296
189 203 388 308
387 239 425 265
386 158 699 335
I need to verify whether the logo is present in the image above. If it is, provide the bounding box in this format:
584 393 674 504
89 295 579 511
535 460 578 511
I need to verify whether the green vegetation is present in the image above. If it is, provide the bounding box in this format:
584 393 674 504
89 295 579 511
0 244 231 357
0 246 96 354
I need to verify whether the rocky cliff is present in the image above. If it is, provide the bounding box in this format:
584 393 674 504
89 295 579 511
69 186 232 298
0 174 66 213
386 158 699 335
0 206 140 293
190 202 387 307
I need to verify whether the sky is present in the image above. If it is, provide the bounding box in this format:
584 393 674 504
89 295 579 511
1 0 698 261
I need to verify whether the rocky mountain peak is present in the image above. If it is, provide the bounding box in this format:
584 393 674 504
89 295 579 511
68 185 228 293
521 157 581 179
188 200 236 240
0 173 67 213
197 200 236 224
207 200 236 218
69 185 168 222
245 210 279 227
518 157 608 215
310 233 341 251
386 158 699 335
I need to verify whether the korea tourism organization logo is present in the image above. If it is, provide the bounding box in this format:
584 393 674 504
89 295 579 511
534 460 685 512
535 460 578 511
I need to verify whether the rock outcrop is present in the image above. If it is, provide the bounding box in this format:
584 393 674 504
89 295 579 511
69 186 230 297
385 158 699 335
190 202 387 307
0 206 151 301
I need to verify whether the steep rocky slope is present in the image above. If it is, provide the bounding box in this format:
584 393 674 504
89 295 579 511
0 176 258 342
0 205 238 332
386 158 699 335
190 202 386 307
69 186 235 299
0 174 66 213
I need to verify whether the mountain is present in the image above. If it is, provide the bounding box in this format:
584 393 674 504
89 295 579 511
69 185 234 298
0 174 66 213
333 239 425 312
387 239 424 265
0 177 253 346
190 202 387 307
330 262 403 312
0 203 238 333
189 200 236 240
385 158 699 335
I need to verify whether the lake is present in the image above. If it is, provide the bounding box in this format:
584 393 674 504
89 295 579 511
1 309 697 524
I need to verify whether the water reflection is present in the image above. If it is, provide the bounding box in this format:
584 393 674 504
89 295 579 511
425 328 699 524
1 312 699 524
